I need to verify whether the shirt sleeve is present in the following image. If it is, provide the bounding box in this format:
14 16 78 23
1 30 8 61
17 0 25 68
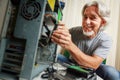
93 36 112 59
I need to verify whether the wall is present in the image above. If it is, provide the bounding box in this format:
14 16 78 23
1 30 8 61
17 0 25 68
116 2 120 70
104 0 120 68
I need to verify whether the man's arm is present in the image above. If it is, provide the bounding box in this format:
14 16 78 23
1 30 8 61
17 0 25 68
51 22 104 70
68 42 104 69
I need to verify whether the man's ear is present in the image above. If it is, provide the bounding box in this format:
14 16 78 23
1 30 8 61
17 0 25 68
101 19 106 26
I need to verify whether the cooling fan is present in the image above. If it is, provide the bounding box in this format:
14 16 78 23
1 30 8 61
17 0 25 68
21 1 41 20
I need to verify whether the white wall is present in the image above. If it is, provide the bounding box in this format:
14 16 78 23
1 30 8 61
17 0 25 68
116 2 120 70
61 0 120 69
104 0 120 68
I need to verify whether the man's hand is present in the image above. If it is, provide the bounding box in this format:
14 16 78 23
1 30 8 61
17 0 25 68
51 22 73 50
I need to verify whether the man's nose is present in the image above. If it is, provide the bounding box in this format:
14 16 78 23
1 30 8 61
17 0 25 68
86 18 91 25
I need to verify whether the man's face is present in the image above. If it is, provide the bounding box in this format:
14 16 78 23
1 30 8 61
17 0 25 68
82 6 104 38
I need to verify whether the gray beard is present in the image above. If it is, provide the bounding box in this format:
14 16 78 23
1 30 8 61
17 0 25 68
83 29 94 36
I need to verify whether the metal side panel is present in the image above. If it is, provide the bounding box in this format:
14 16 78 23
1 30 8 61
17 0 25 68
0 0 8 38
14 0 46 39
13 0 48 80
0 0 12 39
0 38 8 69
0 72 17 80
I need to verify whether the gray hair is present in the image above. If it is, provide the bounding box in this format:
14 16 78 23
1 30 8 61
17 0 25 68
82 1 110 26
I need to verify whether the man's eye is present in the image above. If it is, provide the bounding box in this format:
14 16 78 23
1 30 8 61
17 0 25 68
90 16 97 20
90 17 95 20
90 16 96 20
83 16 87 19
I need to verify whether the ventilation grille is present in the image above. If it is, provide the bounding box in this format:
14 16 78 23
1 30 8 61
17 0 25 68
21 1 41 20
1 41 25 74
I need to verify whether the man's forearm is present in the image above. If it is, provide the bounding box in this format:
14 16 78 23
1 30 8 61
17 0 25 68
68 43 104 69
